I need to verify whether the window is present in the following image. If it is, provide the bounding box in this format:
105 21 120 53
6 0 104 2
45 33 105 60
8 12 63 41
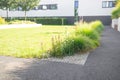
74 0 79 8
33 6 38 10
102 1 115 8
42 5 47 10
102 1 108 8
34 4 57 10
109 1 113 7
9 7 22 11
49 4 57 10
18 7 22 11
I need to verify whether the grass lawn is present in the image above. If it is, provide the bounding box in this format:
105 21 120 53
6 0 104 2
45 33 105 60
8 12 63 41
0 25 74 58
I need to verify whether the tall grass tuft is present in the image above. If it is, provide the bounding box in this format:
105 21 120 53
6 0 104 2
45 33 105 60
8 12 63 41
90 21 104 34
50 35 96 57
75 24 99 41
49 20 104 57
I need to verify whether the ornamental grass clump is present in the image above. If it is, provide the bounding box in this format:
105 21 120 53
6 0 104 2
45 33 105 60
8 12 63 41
75 23 99 41
68 35 95 53
50 21 104 57
90 21 104 34
50 35 95 57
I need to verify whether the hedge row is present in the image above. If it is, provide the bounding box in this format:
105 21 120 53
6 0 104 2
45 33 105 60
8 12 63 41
6 17 68 25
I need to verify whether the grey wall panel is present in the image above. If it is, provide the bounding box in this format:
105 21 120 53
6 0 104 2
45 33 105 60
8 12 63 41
80 16 112 25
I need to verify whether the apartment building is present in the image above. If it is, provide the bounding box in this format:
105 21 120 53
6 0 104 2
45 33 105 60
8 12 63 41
0 0 115 25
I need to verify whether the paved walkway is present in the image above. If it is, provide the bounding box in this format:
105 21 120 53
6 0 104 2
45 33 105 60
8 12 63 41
0 26 120 80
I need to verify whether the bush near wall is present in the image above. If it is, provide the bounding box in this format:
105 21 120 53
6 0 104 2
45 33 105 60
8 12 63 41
112 1 120 19
49 21 104 57
36 18 67 25
0 17 6 25
8 20 36 24
112 7 120 19
6 17 68 25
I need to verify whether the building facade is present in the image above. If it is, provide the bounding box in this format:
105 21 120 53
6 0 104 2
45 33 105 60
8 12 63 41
0 0 115 25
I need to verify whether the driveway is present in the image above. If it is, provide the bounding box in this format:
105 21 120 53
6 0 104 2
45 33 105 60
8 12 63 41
0 26 120 80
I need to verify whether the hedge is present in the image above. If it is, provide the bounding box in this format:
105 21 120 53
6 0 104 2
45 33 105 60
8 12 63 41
6 17 68 25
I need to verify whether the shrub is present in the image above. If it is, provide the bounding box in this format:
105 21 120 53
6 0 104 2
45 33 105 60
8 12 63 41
0 17 6 24
112 1 120 19
6 17 68 25
75 23 99 41
49 21 104 57
8 20 36 24
112 7 120 19
90 21 104 34
35 18 67 25
69 35 95 53
50 35 95 57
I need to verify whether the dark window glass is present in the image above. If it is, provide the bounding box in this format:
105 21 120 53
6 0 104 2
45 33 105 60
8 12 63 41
102 1 108 8
75 0 78 8
33 6 38 10
109 1 113 7
49 4 57 10
36 4 57 10
102 1 116 8
38 5 43 9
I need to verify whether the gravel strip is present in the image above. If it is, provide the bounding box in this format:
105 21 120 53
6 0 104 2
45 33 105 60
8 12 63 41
41 52 89 65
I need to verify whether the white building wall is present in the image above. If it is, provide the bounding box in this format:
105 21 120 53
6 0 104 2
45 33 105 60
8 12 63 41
0 0 74 17
78 0 115 16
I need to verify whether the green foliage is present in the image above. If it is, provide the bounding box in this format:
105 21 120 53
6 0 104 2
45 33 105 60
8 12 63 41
0 0 15 18
50 35 95 57
75 23 99 41
0 20 104 58
0 26 73 58
8 20 36 24
6 17 68 25
72 35 96 52
90 21 104 34
112 0 120 18
0 17 6 24
16 0 40 11
10 0 41 20
49 21 104 57
35 18 67 25
112 7 120 18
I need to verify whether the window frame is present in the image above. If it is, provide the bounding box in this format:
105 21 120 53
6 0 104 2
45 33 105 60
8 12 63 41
102 1 115 8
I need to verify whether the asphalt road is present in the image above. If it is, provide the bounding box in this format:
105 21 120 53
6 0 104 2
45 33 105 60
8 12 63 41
0 26 120 80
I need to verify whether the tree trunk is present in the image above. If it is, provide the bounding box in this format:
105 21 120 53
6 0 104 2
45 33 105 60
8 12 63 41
25 10 27 21
6 8 9 19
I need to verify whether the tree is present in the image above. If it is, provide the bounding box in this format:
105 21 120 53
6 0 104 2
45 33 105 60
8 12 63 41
17 0 40 20
0 0 15 19
116 0 120 7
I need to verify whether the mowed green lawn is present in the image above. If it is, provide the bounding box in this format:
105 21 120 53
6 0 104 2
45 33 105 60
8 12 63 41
0 25 74 58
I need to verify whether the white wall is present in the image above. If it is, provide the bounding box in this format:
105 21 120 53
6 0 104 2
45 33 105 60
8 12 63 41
78 0 115 16
112 19 118 28
0 0 74 17
118 18 120 32
0 0 116 17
